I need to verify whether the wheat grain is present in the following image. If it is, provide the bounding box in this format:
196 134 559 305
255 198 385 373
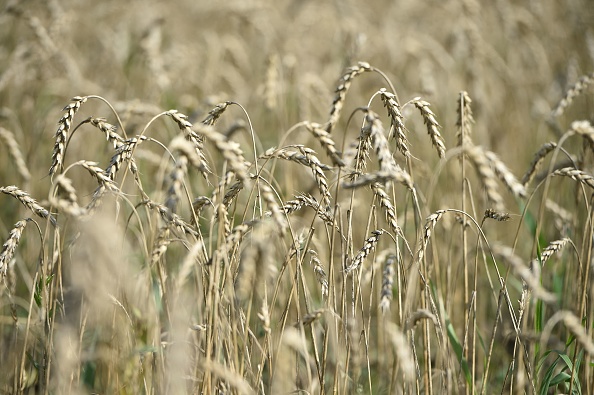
521 142 557 186
345 229 384 274
304 121 345 167
379 253 396 314
411 97 446 158
0 186 56 226
551 72 594 117
0 219 29 278
326 61 372 134
49 96 87 177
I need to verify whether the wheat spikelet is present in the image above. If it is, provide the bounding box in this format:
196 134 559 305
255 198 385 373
533 237 570 267
379 253 396 314
483 208 511 222
456 91 474 147
202 101 232 126
371 183 399 233
326 61 372 134
570 120 594 152
79 161 118 192
379 89 408 156
0 219 29 278
165 137 206 214
0 186 56 226
87 117 124 148
551 72 594 117
465 145 505 211
49 96 88 177
166 110 210 179
304 121 345 167
552 167 594 189
411 97 446 158
0 127 31 181
366 110 398 174
483 150 527 198
150 227 171 266
345 229 384 274
261 145 332 207
521 142 557 186
105 135 148 181
308 250 328 299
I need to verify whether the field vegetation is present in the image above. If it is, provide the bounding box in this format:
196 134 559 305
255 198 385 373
1 0 594 394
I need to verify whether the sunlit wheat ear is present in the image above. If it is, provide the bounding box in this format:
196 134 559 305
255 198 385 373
456 91 474 147
551 72 594 118
491 245 556 303
166 110 210 179
410 97 446 158
365 110 398 173
326 61 373 134
483 208 511 222
0 127 31 182
520 142 557 186
303 121 345 167
87 117 124 148
464 145 505 211
371 183 399 233
53 174 78 204
193 124 250 185
49 96 88 177
343 169 413 191
261 145 332 207
570 120 594 152
308 249 328 299
379 89 408 156
345 229 384 274
552 167 594 189
165 137 205 214
379 253 396 314
79 161 118 192
483 150 527 199
0 218 29 278
0 186 56 226
532 237 570 268
256 177 287 236
105 135 148 181
201 101 232 126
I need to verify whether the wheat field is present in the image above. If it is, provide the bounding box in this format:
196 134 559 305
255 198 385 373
1 0 594 394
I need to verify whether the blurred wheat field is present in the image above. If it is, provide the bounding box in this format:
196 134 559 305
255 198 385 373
1 0 594 394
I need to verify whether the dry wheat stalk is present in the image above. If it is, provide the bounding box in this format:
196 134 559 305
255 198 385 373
521 142 557 186
308 249 328 299
483 208 511 222
166 110 210 179
379 253 396 314
0 219 29 278
345 229 384 274
304 121 345 167
379 89 408 156
0 186 56 226
483 150 527 199
326 61 373 134
465 145 505 211
551 72 594 118
49 96 88 177
456 91 474 147
87 117 124 148
202 101 232 126
225 219 260 246
0 127 31 181
410 97 446 158
552 167 594 189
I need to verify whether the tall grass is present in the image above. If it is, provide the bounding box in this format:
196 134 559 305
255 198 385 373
1 1 594 394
